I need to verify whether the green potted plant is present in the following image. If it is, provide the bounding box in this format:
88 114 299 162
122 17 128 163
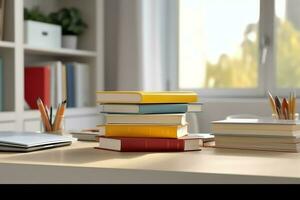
49 8 88 49
24 7 52 23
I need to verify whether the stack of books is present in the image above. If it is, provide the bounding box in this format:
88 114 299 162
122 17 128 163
95 91 213 152
211 118 300 152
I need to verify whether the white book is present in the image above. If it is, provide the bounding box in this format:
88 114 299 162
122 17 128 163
73 62 90 107
215 140 300 152
97 103 202 114
55 61 63 106
104 113 187 125
70 131 103 141
212 118 300 137
215 135 300 144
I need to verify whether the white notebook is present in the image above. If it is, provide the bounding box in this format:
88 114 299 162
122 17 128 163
0 131 76 152
104 113 187 125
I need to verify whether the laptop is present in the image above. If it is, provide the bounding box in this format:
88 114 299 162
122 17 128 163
0 131 76 152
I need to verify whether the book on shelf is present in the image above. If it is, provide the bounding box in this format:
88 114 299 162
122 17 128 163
97 134 209 152
46 61 64 108
104 113 187 125
96 91 198 104
65 62 91 108
0 57 3 111
98 124 188 138
66 63 75 107
73 62 91 107
25 66 51 109
62 63 67 104
211 118 300 137
98 103 203 114
0 0 5 40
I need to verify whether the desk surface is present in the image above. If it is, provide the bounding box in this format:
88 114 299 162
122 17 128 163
1 141 300 183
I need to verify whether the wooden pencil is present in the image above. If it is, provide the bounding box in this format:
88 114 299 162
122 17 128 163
37 98 52 132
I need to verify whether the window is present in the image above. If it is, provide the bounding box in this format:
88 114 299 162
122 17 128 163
174 0 300 97
275 0 300 88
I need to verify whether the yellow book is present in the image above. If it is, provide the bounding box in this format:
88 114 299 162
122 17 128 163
96 91 198 104
98 124 188 138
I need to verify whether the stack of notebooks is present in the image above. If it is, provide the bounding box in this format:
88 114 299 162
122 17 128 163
211 118 300 152
95 91 213 152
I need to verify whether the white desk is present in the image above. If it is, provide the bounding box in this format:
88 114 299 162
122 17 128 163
1 141 300 183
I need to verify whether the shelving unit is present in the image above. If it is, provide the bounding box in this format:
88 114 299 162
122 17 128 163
0 41 15 48
24 45 98 57
0 0 104 131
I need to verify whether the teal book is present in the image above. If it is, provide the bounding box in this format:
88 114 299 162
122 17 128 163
0 57 2 111
98 103 202 114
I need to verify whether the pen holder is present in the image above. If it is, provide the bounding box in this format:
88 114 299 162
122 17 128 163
272 113 299 120
40 114 66 135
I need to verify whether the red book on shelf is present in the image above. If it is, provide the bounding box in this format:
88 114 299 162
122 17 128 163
25 66 51 109
96 134 213 152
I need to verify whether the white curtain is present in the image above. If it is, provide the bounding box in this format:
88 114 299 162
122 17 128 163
105 0 172 91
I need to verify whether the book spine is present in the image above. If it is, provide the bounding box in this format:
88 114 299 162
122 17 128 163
141 94 198 104
62 64 67 103
66 63 75 107
74 63 90 107
50 64 56 107
25 67 51 109
120 138 185 152
0 57 2 111
139 104 188 114
105 125 180 138
56 62 63 106
105 114 185 125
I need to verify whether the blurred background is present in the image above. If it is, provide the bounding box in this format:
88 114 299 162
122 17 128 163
0 0 299 133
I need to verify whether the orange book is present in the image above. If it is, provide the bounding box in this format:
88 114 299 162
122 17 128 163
96 91 198 104
98 124 188 139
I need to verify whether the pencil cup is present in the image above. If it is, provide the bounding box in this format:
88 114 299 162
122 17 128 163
272 113 299 120
290 113 299 120
40 114 66 135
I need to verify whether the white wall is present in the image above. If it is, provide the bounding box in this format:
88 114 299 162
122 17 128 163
191 99 269 133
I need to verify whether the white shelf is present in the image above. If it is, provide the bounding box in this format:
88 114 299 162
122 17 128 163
0 0 104 131
24 45 97 58
0 41 15 48
24 107 98 120
0 112 16 121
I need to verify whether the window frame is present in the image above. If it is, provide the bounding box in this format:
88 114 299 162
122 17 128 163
169 0 297 97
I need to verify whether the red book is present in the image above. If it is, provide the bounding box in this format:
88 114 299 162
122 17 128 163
25 66 51 109
96 134 214 152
